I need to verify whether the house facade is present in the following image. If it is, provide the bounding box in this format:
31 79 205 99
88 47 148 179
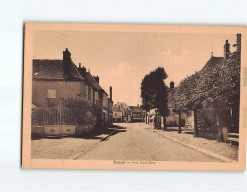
125 105 146 122
32 49 86 107
113 111 123 123
32 48 113 132
77 64 113 128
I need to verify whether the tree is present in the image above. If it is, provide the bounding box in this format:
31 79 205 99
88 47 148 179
220 51 241 132
169 48 240 138
141 67 169 129
168 87 183 133
169 72 201 134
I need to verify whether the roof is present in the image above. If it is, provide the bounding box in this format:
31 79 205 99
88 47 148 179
113 110 122 113
33 60 64 80
77 68 106 93
128 106 144 112
200 57 224 73
113 102 128 111
33 59 83 81
70 61 84 80
84 72 102 90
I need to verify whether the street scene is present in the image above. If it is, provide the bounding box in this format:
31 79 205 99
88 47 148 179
33 122 238 161
31 30 241 162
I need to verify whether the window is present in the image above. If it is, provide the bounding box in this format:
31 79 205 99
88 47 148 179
48 89 56 98
95 91 98 102
88 86 92 101
80 82 85 95
91 88 93 102
85 86 88 100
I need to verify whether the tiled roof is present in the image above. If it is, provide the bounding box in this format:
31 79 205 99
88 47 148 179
33 60 64 80
77 68 106 92
200 57 224 73
84 72 102 90
33 59 83 80
70 61 84 80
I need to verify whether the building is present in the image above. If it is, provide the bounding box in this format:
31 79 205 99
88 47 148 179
32 48 113 131
77 64 113 128
113 102 128 122
108 86 114 126
125 105 146 122
32 48 86 107
112 103 146 123
113 111 123 123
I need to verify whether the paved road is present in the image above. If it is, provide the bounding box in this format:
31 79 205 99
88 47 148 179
76 123 221 161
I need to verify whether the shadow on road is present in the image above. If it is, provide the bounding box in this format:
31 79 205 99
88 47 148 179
79 128 125 140
110 124 127 129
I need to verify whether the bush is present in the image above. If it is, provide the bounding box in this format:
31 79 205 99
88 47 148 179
61 97 96 125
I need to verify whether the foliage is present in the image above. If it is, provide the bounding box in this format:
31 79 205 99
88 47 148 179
221 51 241 105
169 72 201 113
31 108 43 125
169 50 240 132
61 97 96 125
141 67 169 116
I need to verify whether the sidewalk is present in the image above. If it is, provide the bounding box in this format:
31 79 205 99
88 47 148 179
144 124 238 161
31 128 119 159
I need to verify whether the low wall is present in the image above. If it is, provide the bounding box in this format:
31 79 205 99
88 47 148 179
76 124 95 135
31 124 95 138
31 125 44 138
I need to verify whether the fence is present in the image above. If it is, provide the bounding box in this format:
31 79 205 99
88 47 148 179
43 107 75 125
31 106 95 137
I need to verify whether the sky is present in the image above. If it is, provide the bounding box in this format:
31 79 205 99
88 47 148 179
33 31 237 106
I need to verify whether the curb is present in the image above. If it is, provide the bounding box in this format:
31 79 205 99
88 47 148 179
100 130 118 141
70 130 118 160
154 130 237 163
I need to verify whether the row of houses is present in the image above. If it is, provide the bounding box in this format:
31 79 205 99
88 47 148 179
32 48 113 136
113 103 146 123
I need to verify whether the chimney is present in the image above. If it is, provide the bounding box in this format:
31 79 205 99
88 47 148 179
236 34 241 53
170 81 174 90
94 76 99 83
79 63 81 68
63 48 71 76
63 48 71 61
110 86 112 101
80 66 86 76
224 40 230 60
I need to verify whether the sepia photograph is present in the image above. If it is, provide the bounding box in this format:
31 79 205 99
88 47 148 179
22 23 246 171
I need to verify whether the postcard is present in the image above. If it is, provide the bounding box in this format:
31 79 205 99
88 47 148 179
22 23 246 171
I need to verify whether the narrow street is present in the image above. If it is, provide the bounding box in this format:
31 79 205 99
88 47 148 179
76 123 221 161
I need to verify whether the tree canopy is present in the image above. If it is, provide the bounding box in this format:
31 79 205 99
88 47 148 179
169 49 240 111
141 67 169 116
168 49 240 134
